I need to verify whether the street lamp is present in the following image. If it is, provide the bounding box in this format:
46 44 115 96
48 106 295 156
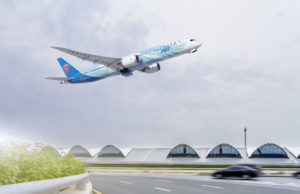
244 127 248 157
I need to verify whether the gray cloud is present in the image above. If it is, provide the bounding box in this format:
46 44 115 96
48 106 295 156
1 0 300 149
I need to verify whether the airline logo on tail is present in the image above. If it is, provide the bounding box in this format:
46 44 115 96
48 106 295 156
63 64 70 72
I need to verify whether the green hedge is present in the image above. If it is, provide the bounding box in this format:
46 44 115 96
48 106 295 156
0 143 85 185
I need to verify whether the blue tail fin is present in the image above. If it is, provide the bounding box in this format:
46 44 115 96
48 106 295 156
57 58 80 78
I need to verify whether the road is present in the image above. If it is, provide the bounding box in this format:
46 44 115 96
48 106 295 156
90 174 300 194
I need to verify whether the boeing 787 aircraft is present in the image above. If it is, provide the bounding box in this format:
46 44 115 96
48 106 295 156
47 39 201 84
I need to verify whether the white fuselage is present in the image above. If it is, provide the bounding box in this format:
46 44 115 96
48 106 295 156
70 39 201 83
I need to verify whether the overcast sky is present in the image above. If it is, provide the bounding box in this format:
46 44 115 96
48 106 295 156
0 0 300 150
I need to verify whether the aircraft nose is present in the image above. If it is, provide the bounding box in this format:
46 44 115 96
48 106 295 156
195 41 201 48
190 39 201 48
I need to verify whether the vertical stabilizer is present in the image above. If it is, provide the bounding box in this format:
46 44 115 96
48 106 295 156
57 58 80 78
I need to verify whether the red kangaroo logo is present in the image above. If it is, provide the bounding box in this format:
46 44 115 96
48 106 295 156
63 64 70 72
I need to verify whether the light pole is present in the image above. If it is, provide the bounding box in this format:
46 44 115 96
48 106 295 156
244 127 248 157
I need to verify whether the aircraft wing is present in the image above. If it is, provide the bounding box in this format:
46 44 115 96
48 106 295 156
52 47 122 70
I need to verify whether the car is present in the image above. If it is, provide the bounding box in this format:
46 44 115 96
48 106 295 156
239 164 261 174
293 171 300 179
212 166 260 179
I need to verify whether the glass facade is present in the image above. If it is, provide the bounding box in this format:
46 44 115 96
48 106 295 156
41 146 60 156
167 144 199 158
207 144 241 158
98 145 124 157
68 145 91 157
250 143 288 158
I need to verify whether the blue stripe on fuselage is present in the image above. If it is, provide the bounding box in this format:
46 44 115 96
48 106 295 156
69 66 120 83
69 74 101 83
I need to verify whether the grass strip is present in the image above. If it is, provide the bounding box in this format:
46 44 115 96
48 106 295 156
85 164 300 169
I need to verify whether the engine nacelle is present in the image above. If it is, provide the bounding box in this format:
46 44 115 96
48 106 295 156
121 55 140 68
141 63 161 74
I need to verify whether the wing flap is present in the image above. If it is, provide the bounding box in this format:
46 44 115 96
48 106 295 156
51 47 122 70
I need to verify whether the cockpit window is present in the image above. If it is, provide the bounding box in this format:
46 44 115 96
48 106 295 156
190 39 196 41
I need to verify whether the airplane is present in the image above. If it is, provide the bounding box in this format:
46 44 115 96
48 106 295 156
47 39 201 84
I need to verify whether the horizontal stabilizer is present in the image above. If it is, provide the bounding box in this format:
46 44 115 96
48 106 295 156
45 77 72 81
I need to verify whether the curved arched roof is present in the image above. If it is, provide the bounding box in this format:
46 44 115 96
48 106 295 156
167 144 199 158
41 145 60 156
250 143 288 159
98 145 124 157
207 143 241 158
68 145 91 157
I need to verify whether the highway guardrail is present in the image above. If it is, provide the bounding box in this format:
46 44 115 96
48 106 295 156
0 172 92 194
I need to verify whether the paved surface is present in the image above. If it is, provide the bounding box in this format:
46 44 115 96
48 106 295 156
90 174 300 194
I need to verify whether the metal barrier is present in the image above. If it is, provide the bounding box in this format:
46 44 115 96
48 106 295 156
0 172 92 194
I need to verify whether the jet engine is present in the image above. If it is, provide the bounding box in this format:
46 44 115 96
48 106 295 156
121 55 140 68
141 63 161 74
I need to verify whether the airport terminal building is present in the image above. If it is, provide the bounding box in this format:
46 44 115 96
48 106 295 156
44 143 300 165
